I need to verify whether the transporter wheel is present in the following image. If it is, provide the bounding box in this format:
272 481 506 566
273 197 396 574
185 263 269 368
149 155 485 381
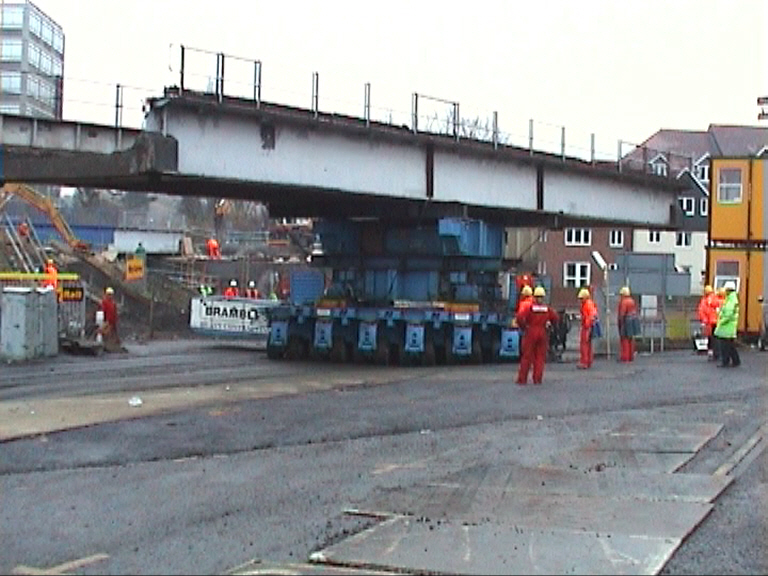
330 337 349 363
286 336 308 360
266 343 284 360
374 335 390 365
422 339 436 366
471 338 483 364
484 337 500 364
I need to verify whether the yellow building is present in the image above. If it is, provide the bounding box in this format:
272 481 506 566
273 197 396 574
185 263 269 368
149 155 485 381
708 156 767 335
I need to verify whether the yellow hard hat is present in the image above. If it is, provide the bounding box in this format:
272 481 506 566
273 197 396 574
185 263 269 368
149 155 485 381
521 285 533 296
704 285 713 294
619 286 630 296
533 286 546 297
578 288 590 299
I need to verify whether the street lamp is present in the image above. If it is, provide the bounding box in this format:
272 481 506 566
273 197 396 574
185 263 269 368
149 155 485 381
591 250 610 359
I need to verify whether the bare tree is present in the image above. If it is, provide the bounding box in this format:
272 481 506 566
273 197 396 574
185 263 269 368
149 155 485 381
422 111 509 145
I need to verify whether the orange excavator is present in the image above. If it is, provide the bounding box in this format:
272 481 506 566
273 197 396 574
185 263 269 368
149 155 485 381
0 183 89 252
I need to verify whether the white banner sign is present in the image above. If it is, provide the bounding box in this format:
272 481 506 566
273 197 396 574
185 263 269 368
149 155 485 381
189 297 279 338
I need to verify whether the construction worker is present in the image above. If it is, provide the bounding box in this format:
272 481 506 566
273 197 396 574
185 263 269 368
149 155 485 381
577 287 598 369
617 286 639 362
42 258 58 290
198 284 213 297
245 280 260 299
711 287 726 361
516 286 558 385
224 279 239 298
99 287 121 351
698 285 719 360
206 237 221 259
516 284 534 315
714 281 740 368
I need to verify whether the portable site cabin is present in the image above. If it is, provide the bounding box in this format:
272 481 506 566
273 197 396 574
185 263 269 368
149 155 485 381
707 156 767 336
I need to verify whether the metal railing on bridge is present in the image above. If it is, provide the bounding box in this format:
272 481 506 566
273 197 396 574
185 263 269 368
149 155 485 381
166 44 694 177
0 45 693 181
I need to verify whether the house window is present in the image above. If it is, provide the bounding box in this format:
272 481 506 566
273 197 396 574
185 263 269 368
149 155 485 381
679 197 695 216
28 44 41 69
41 22 54 47
0 72 22 95
609 229 624 248
675 232 692 247
26 76 39 99
717 168 742 203
29 11 42 37
0 104 20 115
564 228 592 246
700 198 708 216
714 260 740 293
563 262 590 288
0 6 24 29
0 40 22 62
537 261 547 276
53 31 64 54
652 162 668 177
696 164 710 182
648 230 661 243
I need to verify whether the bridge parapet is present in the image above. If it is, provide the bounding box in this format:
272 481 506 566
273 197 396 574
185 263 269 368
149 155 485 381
0 114 178 187
0 114 144 153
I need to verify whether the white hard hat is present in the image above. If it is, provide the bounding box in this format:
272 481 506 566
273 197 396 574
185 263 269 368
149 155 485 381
229 279 237 287
248 280 256 288
723 281 736 291
105 287 114 295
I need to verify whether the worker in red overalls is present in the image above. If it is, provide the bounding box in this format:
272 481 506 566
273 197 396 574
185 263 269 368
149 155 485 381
245 280 260 299
516 286 559 385
206 237 221 259
577 287 598 369
697 285 714 338
42 258 58 290
224 279 239 298
617 286 639 362
516 284 534 315
99 286 121 351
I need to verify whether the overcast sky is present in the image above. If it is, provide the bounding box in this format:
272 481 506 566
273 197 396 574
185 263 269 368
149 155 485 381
30 0 768 157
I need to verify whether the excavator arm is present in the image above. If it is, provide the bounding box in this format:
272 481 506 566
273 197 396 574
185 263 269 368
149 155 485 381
0 183 89 251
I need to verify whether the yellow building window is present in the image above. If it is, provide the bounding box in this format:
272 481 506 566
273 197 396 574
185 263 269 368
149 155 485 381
717 168 742 203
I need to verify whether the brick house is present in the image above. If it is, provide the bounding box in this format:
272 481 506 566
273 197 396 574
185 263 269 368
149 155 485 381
526 124 768 310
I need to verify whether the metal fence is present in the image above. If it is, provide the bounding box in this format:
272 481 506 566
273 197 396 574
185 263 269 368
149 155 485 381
590 294 702 355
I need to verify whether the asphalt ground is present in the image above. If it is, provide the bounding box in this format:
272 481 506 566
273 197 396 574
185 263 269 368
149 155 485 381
0 337 766 574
